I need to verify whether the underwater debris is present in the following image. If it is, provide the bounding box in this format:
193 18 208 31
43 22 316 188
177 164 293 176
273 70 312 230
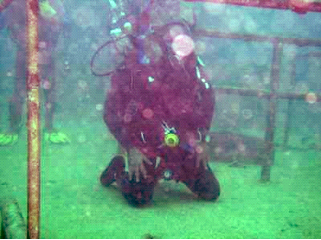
0 200 26 239
143 233 161 239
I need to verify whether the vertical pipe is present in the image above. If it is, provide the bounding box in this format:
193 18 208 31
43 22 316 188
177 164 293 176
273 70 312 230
26 0 40 238
261 38 282 181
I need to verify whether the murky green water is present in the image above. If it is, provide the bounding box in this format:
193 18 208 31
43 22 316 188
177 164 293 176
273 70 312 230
1 0 321 238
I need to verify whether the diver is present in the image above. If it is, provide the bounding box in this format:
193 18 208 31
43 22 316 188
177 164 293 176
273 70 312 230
96 0 220 206
0 0 71 145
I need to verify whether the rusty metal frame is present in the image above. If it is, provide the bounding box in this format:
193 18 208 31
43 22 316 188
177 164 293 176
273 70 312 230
184 0 321 14
26 0 40 238
194 28 321 180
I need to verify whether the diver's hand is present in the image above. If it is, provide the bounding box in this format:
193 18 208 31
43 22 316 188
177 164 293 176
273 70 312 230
194 142 210 169
127 148 152 182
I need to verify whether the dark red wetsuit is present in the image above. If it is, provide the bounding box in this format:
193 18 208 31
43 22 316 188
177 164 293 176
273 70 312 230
102 23 220 206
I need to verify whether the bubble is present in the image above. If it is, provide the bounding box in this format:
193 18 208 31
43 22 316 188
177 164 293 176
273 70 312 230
237 143 246 153
305 92 318 104
195 40 207 55
308 102 321 113
45 102 52 109
214 147 222 154
42 79 51 90
95 104 103 111
204 68 213 80
123 113 132 123
169 25 185 39
77 80 88 91
195 145 204 154
294 82 309 94
39 41 47 49
231 102 240 115
77 134 86 143
38 50 51 64
73 6 96 29
142 108 154 119
263 73 271 85
171 34 195 58
90 43 99 51
228 18 241 32
6 71 13 77
68 43 79 55
242 109 253 120
244 18 257 33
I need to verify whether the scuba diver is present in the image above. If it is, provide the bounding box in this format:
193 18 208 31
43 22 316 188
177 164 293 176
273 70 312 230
94 0 220 206
0 0 70 145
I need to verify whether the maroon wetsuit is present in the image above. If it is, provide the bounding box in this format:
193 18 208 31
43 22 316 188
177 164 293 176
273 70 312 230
102 23 220 206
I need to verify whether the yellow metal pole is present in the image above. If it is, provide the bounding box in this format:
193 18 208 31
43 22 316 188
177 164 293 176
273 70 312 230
26 0 40 238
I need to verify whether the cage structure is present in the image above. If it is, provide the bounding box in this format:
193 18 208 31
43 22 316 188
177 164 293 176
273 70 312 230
0 0 321 238
194 29 321 181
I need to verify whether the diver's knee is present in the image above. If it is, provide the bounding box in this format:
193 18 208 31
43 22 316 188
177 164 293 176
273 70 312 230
198 185 220 201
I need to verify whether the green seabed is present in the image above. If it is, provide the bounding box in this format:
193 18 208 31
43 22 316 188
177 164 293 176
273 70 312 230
0 120 320 239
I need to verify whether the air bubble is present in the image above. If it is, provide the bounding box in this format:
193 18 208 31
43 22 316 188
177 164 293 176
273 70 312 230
171 34 195 58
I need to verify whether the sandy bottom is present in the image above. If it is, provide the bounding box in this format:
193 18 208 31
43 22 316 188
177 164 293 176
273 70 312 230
1 119 321 239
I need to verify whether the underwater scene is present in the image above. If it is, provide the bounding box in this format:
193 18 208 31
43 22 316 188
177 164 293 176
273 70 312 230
0 0 321 238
